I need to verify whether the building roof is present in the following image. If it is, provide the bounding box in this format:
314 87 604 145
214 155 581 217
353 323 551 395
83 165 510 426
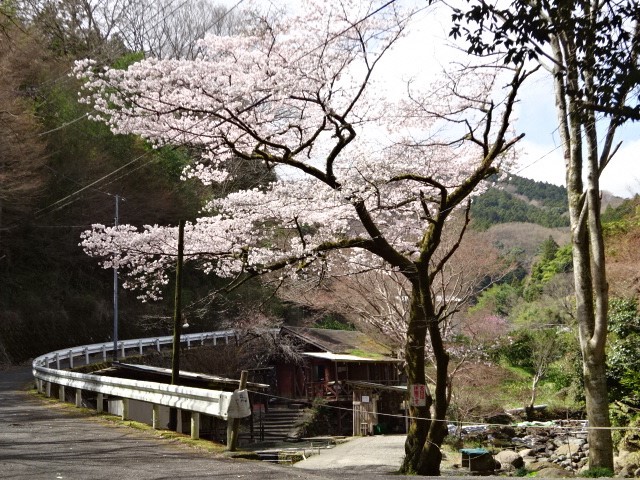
281 326 401 362
96 362 270 390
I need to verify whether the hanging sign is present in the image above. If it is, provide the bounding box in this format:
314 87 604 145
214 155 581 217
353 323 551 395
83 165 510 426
410 384 427 407
226 389 251 418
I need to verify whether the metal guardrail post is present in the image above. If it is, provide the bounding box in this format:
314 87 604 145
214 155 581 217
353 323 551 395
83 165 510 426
55 353 60 370
191 412 200 440
138 340 143 355
102 345 107 361
152 404 160 429
69 350 74 369
121 398 129 420
84 348 89 365
75 389 82 407
97 393 104 413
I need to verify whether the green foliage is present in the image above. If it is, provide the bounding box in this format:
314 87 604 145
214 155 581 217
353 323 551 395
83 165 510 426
471 188 569 230
492 330 535 371
512 299 572 328
523 244 572 302
471 283 521 317
581 467 615 478
538 235 559 262
515 467 536 477
607 298 640 406
506 176 568 210
602 195 640 225
111 51 145 70
315 315 355 331
608 298 640 337
471 175 569 230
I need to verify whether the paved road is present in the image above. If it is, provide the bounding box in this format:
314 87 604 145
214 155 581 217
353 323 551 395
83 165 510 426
294 435 406 474
1 367 421 480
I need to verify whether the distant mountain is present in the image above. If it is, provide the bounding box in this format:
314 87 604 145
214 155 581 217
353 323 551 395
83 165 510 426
471 175 570 230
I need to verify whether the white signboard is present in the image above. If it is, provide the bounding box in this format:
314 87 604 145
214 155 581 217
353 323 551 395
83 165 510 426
226 389 251 419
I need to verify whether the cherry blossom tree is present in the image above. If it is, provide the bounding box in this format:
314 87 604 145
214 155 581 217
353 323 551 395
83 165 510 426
75 1 531 474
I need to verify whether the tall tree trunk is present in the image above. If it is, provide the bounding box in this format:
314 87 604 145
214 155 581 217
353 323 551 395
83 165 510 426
401 281 450 475
553 31 614 468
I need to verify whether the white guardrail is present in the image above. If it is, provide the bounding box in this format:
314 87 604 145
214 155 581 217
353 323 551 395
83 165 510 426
32 331 238 435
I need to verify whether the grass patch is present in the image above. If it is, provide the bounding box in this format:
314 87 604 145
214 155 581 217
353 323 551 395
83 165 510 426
582 467 614 478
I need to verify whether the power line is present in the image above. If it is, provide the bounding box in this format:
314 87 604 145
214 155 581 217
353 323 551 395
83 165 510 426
31 0 249 218
248 389 640 433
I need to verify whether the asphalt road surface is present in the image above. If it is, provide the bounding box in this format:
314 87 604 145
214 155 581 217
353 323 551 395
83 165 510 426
1 366 419 480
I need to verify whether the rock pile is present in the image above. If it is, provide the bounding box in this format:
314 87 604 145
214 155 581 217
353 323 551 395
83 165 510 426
614 418 640 478
453 418 640 476
508 423 590 472
452 420 590 475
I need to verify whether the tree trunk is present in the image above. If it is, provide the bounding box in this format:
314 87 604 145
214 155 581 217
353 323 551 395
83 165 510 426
551 29 614 470
582 343 614 468
401 281 450 476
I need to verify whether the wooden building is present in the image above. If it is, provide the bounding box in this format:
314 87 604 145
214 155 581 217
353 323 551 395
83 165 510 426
274 327 407 435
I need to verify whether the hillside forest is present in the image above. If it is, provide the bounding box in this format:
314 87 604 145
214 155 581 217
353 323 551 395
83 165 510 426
1 0 640 464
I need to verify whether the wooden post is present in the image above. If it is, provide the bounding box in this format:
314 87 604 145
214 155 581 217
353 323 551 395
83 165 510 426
227 370 248 451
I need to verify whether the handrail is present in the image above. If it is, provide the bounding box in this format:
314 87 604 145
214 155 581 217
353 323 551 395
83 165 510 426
32 330 238 420
32 330 236 368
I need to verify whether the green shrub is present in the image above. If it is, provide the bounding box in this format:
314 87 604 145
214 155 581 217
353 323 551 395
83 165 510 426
581 467 614 478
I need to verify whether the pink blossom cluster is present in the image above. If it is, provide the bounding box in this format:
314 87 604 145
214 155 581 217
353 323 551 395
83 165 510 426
75 0 522 300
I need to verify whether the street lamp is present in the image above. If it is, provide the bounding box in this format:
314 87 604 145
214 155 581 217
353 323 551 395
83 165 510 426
169 220 185 432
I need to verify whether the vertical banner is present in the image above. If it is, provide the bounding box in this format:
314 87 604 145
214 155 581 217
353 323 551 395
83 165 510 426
410 384 426 407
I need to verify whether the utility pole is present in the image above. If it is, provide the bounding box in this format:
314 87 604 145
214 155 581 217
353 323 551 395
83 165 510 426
227 370 248 452
169 220 185 431
112 195 119 362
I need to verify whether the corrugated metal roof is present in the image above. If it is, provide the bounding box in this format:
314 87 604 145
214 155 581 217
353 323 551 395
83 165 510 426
302 352 401 363
281 326 398 360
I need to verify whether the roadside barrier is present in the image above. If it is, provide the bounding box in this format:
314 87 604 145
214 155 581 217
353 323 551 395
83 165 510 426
31 330 237 439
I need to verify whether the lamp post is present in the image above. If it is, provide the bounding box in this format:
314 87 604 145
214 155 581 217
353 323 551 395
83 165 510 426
113 194 119 362
168 219 185 431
